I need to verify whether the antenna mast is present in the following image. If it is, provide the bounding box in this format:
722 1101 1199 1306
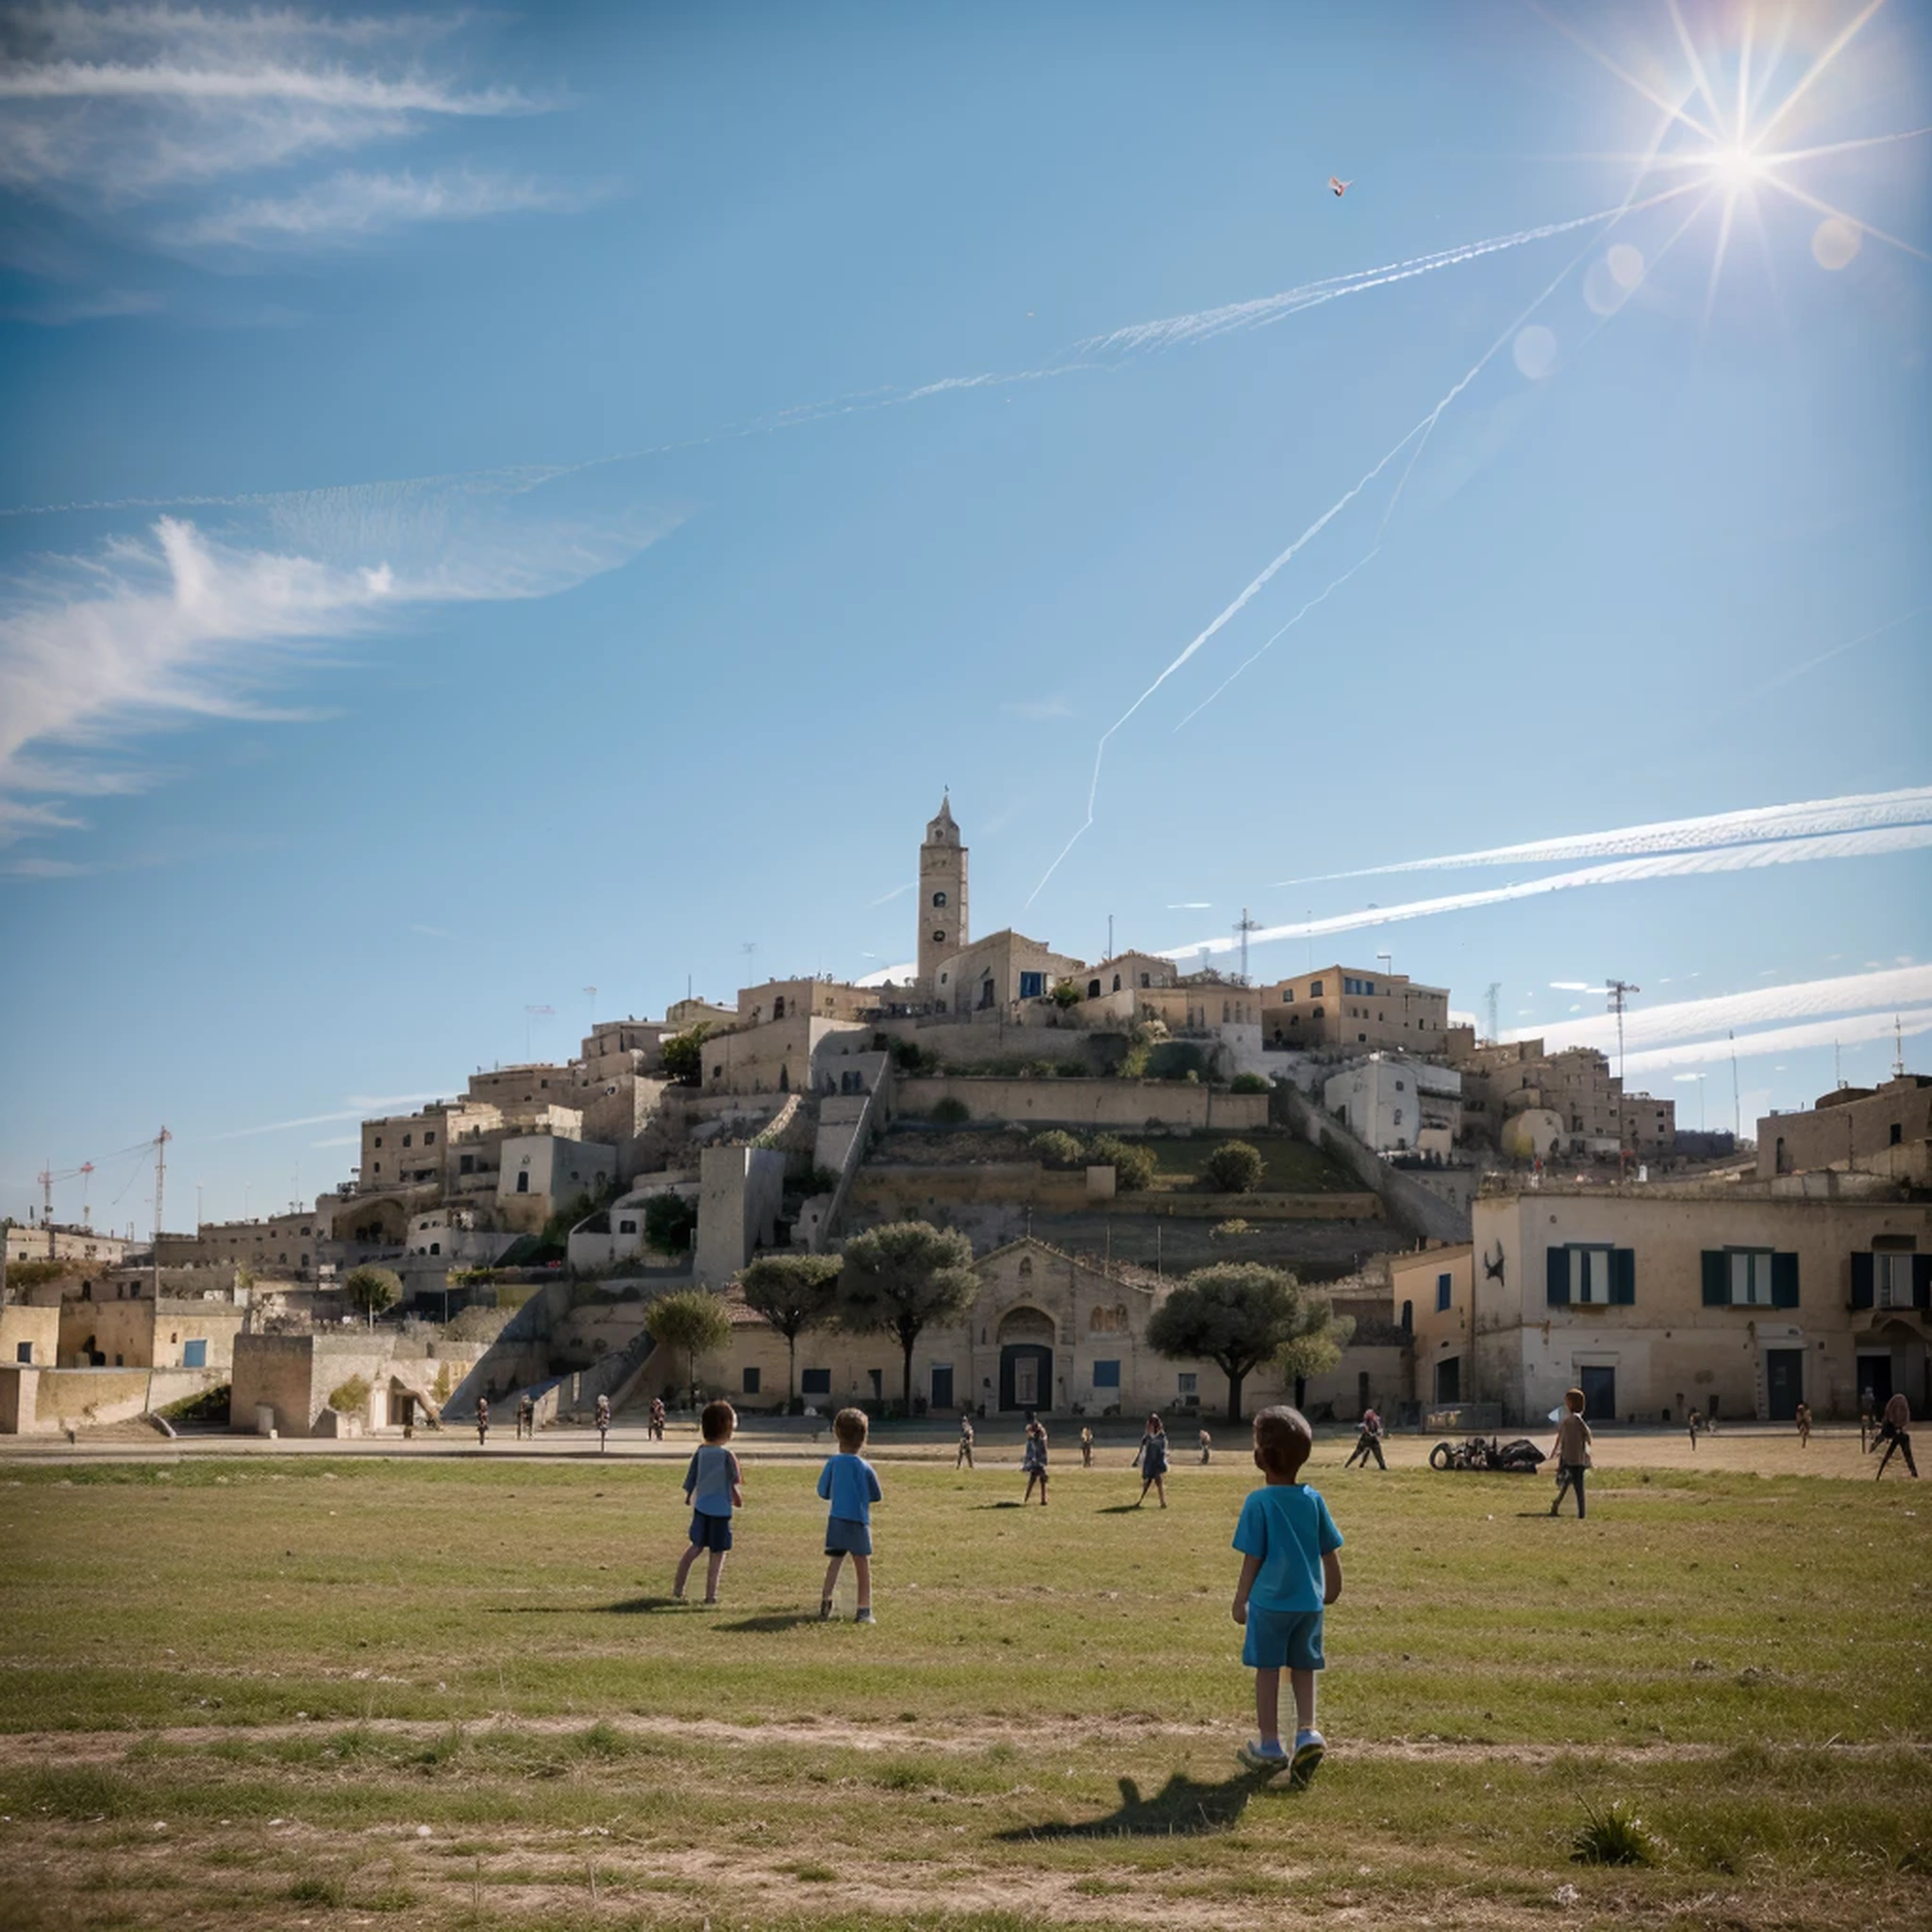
1895 1015 1907 1081
151 1126 171 1296
1729 1028 1741 1143
1233 908 1260 984
1485 982 1502 1046
1605 980 1640 1178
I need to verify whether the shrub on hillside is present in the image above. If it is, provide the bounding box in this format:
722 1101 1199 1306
930 1097 971 1125
1088 1134 1157 1192
1229 1072 1269 1093
1031 1130 1084 1169
1203 1140 1266 1193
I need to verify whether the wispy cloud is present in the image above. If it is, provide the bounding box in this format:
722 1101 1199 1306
203 1090 447 1142
173 167 601 247
0 5 538 198
1165 827 1932 962
1281 786 1932 883
1622 1007 1932 1079
0 481 683 868
865 881 915 908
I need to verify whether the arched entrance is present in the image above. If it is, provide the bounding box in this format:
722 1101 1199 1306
997 1306 1054 1413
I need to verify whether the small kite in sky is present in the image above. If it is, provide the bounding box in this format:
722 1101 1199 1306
1329 175 1352 197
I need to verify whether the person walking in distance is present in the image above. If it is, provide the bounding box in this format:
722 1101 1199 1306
1021 1416 1050 1506
1549 1387 1593 1519
1199 1427 1214 1465
649 1397 666 1442
595 1391 611 1451
956 1415 974 1470
1135 1413 1169 1508
475 1396 489 1448
516 1391 534 1441
1794 1400 1812 1449
1344 1407 1387 1471
1875 1391 1919 1480
1080 1424 1094 1468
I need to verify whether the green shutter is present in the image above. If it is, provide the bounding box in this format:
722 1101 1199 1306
1701 1251 1728 1307
1849 1253 1874 1311
1914 1255 1932 1312
1545 1247 1570 1307
1770 1252 1799 1309
1610 1248 1636 1305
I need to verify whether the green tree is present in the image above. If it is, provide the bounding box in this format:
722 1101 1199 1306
1087 1134 1157 1191
1203 1139 1266 1193
736 1253 842 1405
643 1192 698 1256
1147 1262 1318 1423
660 1023 710 1088
1229 1072 1269 1094
930 1097 971 1125
645 1289 733 1405
1276 1303 1357 1411
1049 979 1083 1008
343 1265 401 1324
837 1220 979 1416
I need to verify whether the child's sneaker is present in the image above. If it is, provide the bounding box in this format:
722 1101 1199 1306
1237 1739 1288 1773
853 1607 876 1625
1291 1729 1326 1781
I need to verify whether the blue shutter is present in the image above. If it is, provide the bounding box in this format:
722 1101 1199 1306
1545 1248 1570 1307
1849 1253 1874 1311
1610 1249 1636 1305
1701 1251 1727 1307
1914 1255 1932 1312
1770 1252 1799 1309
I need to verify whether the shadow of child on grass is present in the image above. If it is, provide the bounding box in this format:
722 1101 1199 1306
998 1765 1275 1840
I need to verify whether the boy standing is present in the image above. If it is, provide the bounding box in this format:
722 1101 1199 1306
957 1416 975 1469
818 1407 884 1622
1231 1406 1343 1782
674 1400 743 1604
1549 1387 1593 1518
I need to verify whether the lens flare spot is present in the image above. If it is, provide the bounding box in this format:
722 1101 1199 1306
1607 244 1645 290
1513 324 1558 380
1811 216 1861 271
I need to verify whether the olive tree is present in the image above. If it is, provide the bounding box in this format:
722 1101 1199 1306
736 1253 842 1405
343 1265 401 1326
837 1220 979 1416
645 1288 734 1406
1146 1262 1336 1423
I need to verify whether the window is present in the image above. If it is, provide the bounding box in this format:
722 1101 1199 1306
460 1154 475 1176
15 1342 30 1365
1875 1252 1915 1309
742 1366 761 1395
1395 1079 1406 1092
1436 1272 1452 1313
183 1339 208 1368
1731 1250 1774 1305
1547 1245 1635 1306
516 1173 530 1194
1089 980 1102 999
374 1136 383 1148
772 996 785 1019
429 1242 441 1256
1093 1359 1122 1388
932 891 947 907
1113 974 1123 992
1140 973 1150 989
801 1368 832 1396
1700 1249 1799 1308
1309 980 1323 996
618 1218 637 1234
933 930 946 944
1176 1373 1198 1396
424 1132 435 1146
403 1133 412 1147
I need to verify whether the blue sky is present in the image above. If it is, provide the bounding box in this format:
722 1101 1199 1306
1 0 1927 1235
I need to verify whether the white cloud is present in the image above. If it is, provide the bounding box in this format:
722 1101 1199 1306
0 485 682 866
174 167 597 247
0 4 537 197
1621 1007 1932 1079
855 961 916 987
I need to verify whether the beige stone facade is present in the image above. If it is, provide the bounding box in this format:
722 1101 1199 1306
153 1211 325 1281
57 1294 247 1371
0 1302 60 1370
1453 1037 1674 1161
933 929 1085 1018
1759 1075 1932 1183
4 1224 134 1267
1448 1183 1931 1425
1264 965 1450 1055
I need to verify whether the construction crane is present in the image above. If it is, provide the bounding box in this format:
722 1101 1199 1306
32 1158 95 1259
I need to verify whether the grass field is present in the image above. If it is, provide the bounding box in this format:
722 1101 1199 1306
1 1436 1927 1931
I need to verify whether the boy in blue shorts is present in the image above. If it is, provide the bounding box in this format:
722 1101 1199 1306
1231 1404 1343 1781
818 1407 883 1623
674 1399 742 1605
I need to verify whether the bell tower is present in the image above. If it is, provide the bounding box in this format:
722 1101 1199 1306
918 794 968 988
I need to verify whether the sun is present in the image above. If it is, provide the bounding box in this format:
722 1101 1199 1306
1711 144 1767 189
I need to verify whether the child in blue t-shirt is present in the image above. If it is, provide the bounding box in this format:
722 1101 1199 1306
1231 1405 1343 1781
817 1407 884 1624
674 1399 743 1605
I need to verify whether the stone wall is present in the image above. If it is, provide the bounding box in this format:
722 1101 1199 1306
897 1077 1268 1132
1277 1085 1472 1244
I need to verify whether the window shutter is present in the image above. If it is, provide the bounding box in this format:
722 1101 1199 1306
1610 1249 1636 1305
1914 1255 1932 1312
1701 1251 1727 1307
1849 1252 1874 1311
1771 1252 1799 1309
1545 1248 1570 1307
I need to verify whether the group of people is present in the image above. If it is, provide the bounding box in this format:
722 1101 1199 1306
958 1411 1197 1507
672 1398 882 1623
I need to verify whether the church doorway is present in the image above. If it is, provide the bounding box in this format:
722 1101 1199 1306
997 1306 1055 1413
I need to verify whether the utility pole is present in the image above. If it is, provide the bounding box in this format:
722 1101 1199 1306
38 1158 53 1259
1107 913 1114 961
1485 983 1502 1046
1233 908 1260 985
1729 1030 1741 1143
151 1126 172 1297
1605 981 1639 1180
1895 1015 1907 1081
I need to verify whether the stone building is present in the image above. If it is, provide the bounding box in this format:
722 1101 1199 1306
1419 1180 1932 1426
1758 1074 1932 1185
1264 965 1451 1055
4 1223 134 1268
1324 1055 1462 1157
918 794 969 987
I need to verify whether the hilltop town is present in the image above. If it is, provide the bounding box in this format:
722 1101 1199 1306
3 799 1927 1443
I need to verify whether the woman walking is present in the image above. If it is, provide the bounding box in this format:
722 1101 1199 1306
1135 1412 1169 1508
1022 1417 1050 1505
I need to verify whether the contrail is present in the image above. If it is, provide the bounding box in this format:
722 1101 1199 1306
1522 962 1932 1055
1 194 1679 525
1620 1007 1932 1078
1025 175 1705 908
1278 784 1932 883
1163 824 1932 962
